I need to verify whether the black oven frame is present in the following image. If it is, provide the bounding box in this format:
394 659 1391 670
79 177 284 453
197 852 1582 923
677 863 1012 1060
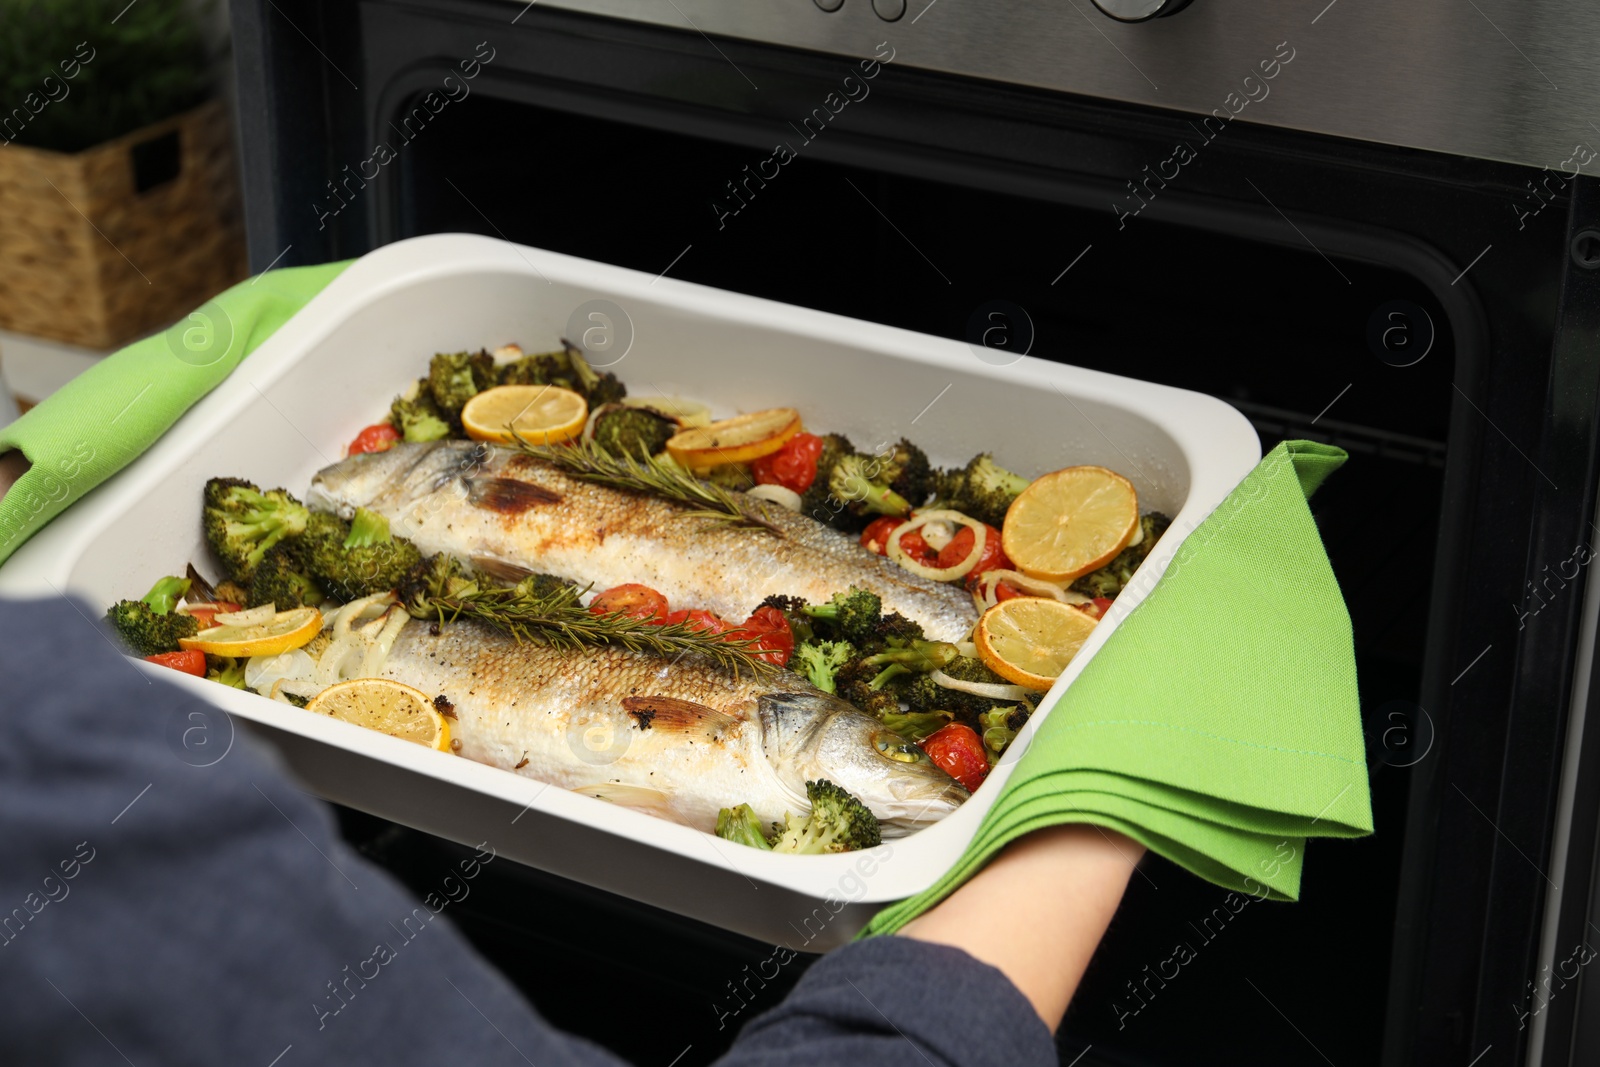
230 3 1600 1064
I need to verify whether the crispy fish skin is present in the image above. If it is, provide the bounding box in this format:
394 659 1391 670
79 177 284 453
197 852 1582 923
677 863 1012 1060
380 618 967 834
310 441 979 641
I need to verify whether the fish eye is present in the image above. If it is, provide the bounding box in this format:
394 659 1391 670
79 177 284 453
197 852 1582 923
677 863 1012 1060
873 731 927 764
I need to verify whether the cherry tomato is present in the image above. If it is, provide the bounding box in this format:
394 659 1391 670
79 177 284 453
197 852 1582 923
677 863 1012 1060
589 583 669 622
183 600 241 629
663 608 730 635
348 423 401 455
920 723 990 792
752 432 824 493
992 581 1026 603
1077 597 1114 621
861 516 935 560
730 605 795 667
144 650 207 677
939 523 1011 581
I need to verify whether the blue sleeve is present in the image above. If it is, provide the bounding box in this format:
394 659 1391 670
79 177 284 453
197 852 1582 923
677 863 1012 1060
0 596 1053 1067
716 937 1056 1067
0 595 621 1067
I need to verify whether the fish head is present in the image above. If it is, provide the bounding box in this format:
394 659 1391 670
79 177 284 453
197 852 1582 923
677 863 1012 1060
758 692 968 835
307 440 486 519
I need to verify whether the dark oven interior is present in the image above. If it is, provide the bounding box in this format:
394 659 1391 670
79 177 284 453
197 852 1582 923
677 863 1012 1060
235 2 1600 1065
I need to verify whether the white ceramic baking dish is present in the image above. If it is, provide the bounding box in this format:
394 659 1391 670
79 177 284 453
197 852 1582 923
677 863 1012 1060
0 233 1259 949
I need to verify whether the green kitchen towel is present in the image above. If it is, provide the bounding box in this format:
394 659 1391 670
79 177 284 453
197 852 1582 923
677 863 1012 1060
0 261 350 566
866 440 1371 935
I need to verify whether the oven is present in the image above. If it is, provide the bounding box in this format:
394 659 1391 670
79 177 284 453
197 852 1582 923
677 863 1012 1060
227 2 1600 1064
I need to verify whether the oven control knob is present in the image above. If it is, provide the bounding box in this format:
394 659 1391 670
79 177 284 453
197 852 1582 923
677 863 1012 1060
1089 0 1193 21
814 0 844 10
871 0 906 20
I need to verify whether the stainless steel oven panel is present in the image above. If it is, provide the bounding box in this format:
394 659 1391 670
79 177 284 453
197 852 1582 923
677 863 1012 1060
531 0 1599 172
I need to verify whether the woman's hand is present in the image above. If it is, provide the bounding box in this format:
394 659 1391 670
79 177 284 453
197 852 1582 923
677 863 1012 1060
900 824 1144 1031
0 451 29 502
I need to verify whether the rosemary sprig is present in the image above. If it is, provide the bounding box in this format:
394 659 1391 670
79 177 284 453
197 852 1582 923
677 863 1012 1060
401 555 779 677
511 435 784 537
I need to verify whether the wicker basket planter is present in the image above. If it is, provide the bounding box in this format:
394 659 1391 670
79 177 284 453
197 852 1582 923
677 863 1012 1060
0 98 247 350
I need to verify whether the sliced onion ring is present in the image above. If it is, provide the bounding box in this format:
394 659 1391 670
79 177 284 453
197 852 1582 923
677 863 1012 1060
930 668 1033 702
919 520 956 552
975 569 1091 609
215 603 276 626
887 510 986 582
746 483 802 511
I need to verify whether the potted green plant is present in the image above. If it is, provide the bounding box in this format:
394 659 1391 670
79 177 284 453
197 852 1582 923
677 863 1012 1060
0 0 246 348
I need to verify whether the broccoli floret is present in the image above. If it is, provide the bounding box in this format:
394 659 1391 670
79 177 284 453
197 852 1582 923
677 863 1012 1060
861 639 958 675
771 780 881 854
798 434 869 532
592 406 675 458
934 454 1032 528
514 572 582 604
400 553 481 618
880 438 934 507
794 639 856 693
699 463 754 491
141 575 191 615
248 545 324 609
496 349 569 388
979 705 1029 762
829 454 912 521
496 344 626 406
202 478 310 583
106 599 200 656
390 386 452 442
564 345 627 406
298 508 422 602
836 659 901 718
428 350 496 418
715 804 775 850
875 611 924 646
759 594 816 644
902 657 1023 718
802 588 884 647
881 709 955 741
205 655 248 689
1073 512 1172 599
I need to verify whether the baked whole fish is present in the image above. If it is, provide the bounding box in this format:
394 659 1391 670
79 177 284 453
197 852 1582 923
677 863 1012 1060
379 617 968 834
310 441 980 641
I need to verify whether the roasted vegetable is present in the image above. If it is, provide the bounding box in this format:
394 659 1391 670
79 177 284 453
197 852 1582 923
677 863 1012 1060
979 705 1029 761
793 639 856 694
248 544 324 609
933 454 1032 528
770 779 882 854
202 478 310 583
881 709 956 742
828 454 912 522
106 577 201 657
1073 512 1172 599
902 656 1020 717
427 350 496 419
797 433 863 531
715 804 775 850
298 508 422 601
591 405 675 458
802 588 884 647
205 655 248 689
879 438 934 507
497 343 626 406
390 387 452 442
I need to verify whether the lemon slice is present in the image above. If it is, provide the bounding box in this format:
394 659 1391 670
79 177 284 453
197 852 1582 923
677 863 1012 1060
179 606 322 657
974 597 1099 692
665 407 801 467
621 395 713 427
305 678 451 751
1001 465 1139 582
462 384 588 445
